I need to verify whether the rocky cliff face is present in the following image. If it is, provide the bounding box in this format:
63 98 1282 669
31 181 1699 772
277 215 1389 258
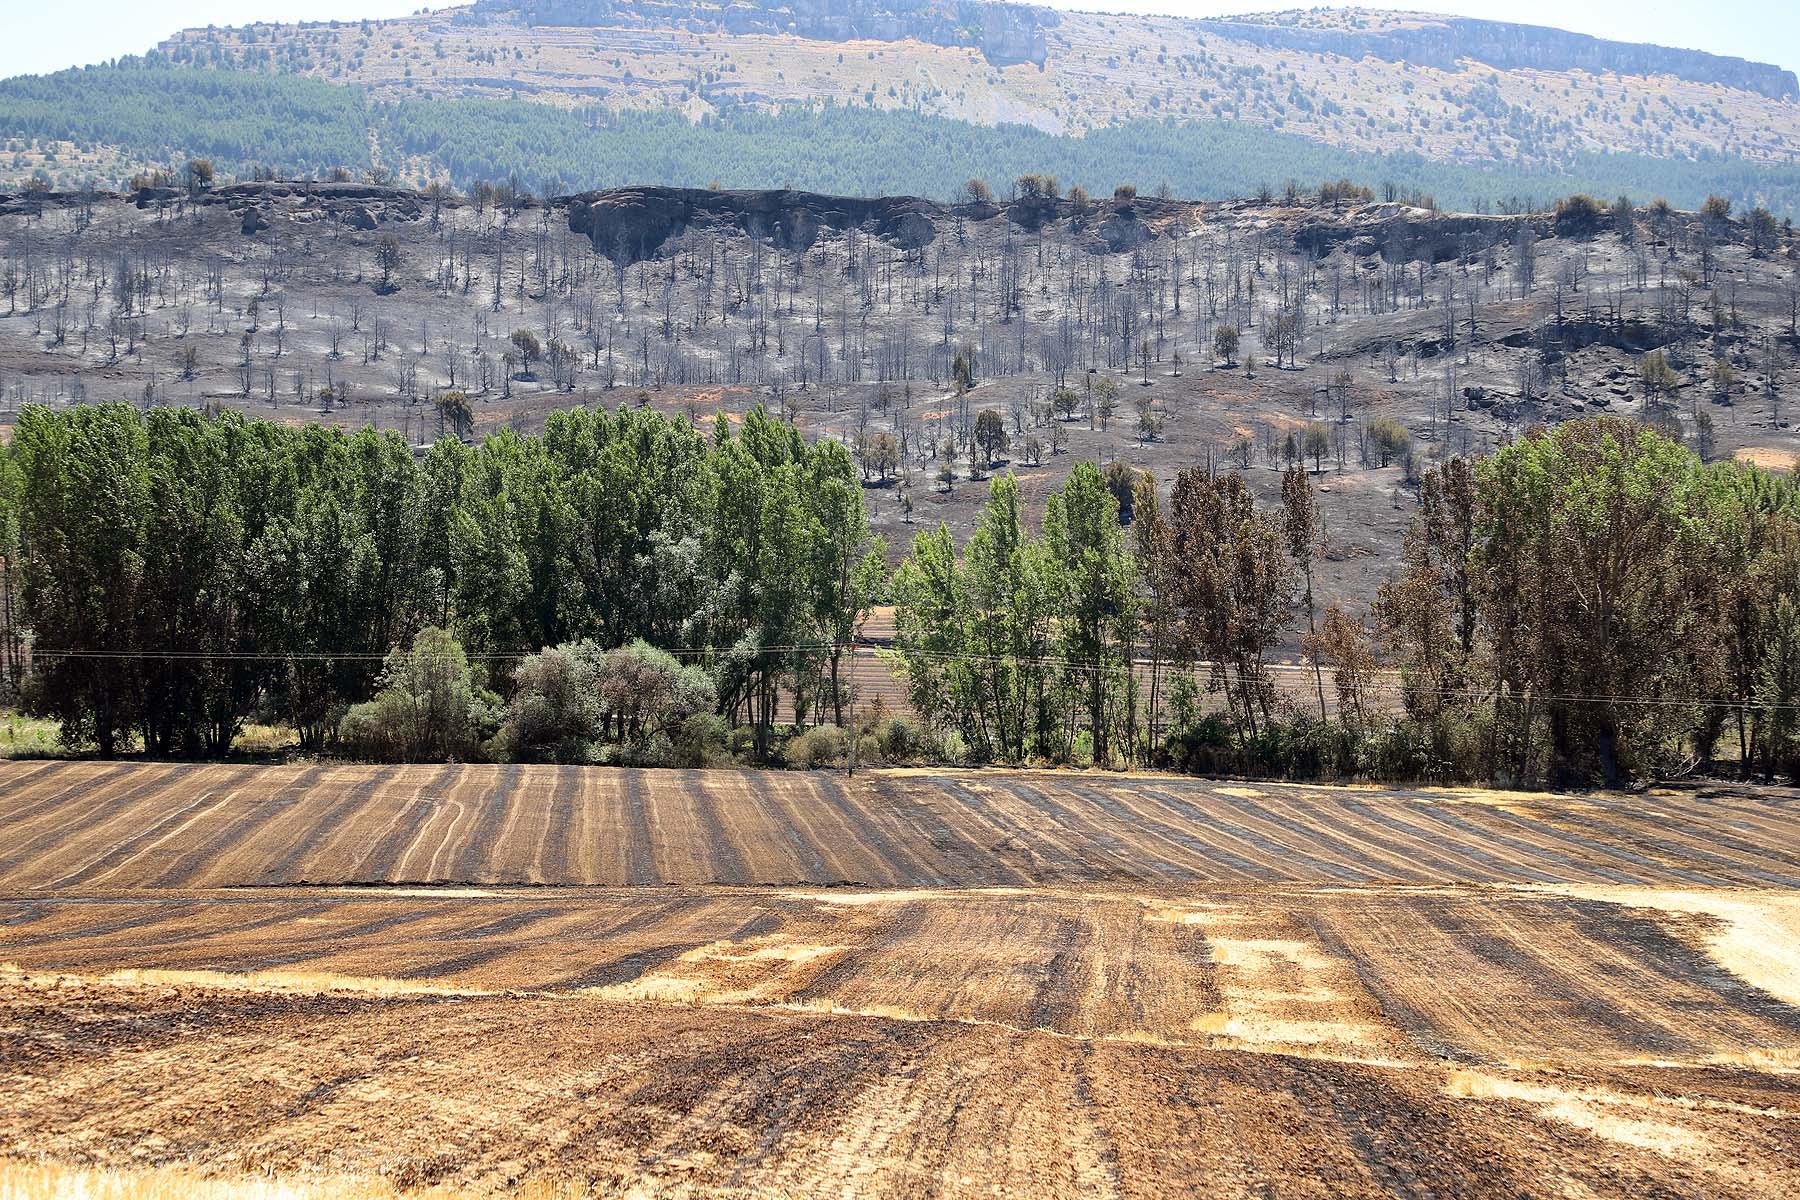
564 186 944 264
1195 15 1798 101
1293 203 1543 264
8 181 1695 272
560 186 1215 264
469 0 1057 67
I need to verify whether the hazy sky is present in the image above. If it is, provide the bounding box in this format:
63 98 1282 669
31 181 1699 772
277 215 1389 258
0 2 450 80
2 0 1794 81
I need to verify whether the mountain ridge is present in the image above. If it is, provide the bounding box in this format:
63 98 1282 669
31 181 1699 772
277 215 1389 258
1194 9 1797 99
5 3 1799 212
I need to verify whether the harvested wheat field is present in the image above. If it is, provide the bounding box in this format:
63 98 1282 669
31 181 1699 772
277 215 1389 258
2 762 1799 1198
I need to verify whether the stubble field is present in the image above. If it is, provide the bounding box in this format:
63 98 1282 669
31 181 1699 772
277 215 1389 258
2 759 1799 1198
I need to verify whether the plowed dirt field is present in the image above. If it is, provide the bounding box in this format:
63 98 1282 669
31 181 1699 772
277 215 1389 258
2 761 1798 1198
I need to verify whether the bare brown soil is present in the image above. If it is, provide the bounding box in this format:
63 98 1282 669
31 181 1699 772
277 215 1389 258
2 760 1799 1197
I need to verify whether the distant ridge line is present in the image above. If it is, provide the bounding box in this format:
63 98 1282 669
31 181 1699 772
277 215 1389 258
1194 12 1798 101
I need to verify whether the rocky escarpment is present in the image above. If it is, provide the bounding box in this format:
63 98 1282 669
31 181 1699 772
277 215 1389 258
1 180 435 226
132 180 434 234
1294 203 1543 264
564 186 945 264
469 0 1058 67
1196 14 1798 101
6 181 1734 273
560 186 1209 264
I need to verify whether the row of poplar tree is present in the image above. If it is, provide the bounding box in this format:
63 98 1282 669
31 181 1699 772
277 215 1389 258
3 403 1797 783
890 418 1800 785
0 402 882 759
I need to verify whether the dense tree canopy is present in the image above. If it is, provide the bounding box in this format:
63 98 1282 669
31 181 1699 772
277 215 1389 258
5 402 877 758
892 418 1800 782
1378 418 1800 784
4 404 1797 784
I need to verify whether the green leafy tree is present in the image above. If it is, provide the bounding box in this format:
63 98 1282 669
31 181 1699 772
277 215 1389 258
1212 325 1239 366
1476 418 1711 784
892 474 1055 762
1042 463 1138 764
973 408 1009 466
338 626 499 761
14 404 151 755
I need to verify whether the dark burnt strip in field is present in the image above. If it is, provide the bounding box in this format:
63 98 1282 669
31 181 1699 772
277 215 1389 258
3 885 1796 1072
3 762 1800 891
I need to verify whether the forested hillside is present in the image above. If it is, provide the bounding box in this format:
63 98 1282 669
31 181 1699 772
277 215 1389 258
8 64 1800 214
0 68 373 181
7 0 1800 214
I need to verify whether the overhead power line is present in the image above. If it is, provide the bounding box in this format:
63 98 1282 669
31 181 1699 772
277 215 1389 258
22 644 1800 712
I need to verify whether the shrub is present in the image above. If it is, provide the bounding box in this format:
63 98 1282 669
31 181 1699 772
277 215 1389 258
499 641 606 762
594 641 716 750
339 627 499 762
1161 714 1236 775
869 713 930 762
1553 193 1604 239
674 712 733 768
619 730 677 768
498 639 716 764
785 723 849 769
1070 729 1095 768
917 729 968 764
1162 714 1366 780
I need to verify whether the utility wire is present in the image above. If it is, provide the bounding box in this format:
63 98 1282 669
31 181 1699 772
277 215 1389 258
22 644 1800 711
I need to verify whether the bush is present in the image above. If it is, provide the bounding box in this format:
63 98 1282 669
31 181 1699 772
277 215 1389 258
594 641 716 751
1553 193 1604 238
1361 721 1439 782
785 723 849 769
1162 714 1363 780
498 639 716 764
868 713 930 762
338 627 499 762
498 641 606 762
619 730 677 768
675 712 732 768
1069 729 1095 768
1161 714 1236 775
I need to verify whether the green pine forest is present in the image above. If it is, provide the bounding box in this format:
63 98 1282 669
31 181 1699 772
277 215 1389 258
5 63 1800 214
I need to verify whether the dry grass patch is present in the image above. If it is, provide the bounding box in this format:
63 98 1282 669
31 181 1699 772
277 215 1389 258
0 1160 596 1200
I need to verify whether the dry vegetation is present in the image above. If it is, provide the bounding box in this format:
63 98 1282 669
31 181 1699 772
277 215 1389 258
1 759 1798 1196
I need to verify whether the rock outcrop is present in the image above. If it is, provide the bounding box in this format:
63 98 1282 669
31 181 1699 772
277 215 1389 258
469 0 1058 67
1295 203 1543 263
198 181 427 234
561 188 1561 266
564 186 944 264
